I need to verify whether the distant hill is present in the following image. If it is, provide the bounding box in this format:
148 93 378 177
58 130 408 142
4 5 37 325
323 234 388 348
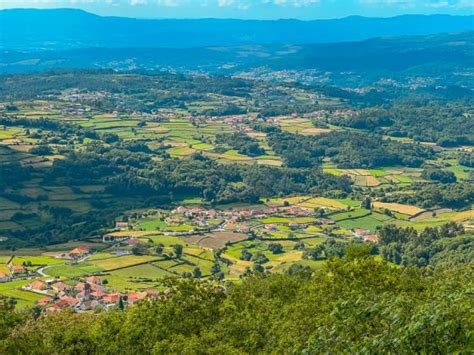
2 32 473 82
0 8 473 50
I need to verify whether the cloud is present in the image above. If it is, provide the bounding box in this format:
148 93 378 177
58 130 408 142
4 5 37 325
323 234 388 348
261 0 320 5
218 0 234 6
158 0 180 6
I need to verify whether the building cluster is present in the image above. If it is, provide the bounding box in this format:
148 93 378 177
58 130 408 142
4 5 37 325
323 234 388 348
353 229 380 243
0 263 28 283
61 90 110 103
23 276 162 312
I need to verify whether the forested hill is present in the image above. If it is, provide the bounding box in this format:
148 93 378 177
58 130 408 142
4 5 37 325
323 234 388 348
2 32 473 78
1 9 473 50
1 257 472 353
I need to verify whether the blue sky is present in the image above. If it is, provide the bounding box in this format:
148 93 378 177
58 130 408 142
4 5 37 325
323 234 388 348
1 0 473 19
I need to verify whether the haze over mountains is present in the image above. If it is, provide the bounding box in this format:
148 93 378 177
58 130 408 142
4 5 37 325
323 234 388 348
2 31 473 79
1 9 473 50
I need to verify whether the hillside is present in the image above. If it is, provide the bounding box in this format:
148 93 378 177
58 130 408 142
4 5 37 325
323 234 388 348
2 32 473 85
0 9 473 50
0 258 472 353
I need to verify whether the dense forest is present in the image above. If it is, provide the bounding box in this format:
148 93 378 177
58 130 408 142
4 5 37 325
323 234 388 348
378 222 472 267
0 255 471 353
381 182 474 209
331 100 474 146
268 131 434 168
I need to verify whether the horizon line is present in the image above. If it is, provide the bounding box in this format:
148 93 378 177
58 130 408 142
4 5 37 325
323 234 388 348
1 7 473 22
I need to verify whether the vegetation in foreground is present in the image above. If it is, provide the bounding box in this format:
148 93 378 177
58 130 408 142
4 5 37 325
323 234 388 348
0 255 472 354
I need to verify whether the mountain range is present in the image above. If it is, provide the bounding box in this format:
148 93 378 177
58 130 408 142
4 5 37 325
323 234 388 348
1 9 473 50
2 31 472 78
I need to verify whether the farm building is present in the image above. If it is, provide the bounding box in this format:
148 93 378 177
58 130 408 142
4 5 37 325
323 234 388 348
28 280 49 291
51 282 71 292
115 221 129 230
8 263 27 276
103 293 121 304
85 276 102 284
363 235 380 243
66 246 90 259
36 297 52 307
127 291 148 304
354 229 372 238
0 272 11 282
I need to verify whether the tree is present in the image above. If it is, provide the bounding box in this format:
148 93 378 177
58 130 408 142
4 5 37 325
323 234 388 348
173 244 183 259
268 243 283 254
251 253 269 264
362 196 372 209
294 241 305 250
155 244 164 256
240 249 252 261
118 297 125 311
210 262 221 274
193 267 202 279
2 260 471 354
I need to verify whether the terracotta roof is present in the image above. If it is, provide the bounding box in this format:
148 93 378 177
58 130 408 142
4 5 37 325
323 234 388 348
52 282 70 291
10 264 25 272
90 283 105 292
363 235 380 243
36 297 52 307
29 280 48 290
127 292 147 303
69 246 90 255
55 298 79 308
85 276 101 284
91 291 107 298
103 293 121 303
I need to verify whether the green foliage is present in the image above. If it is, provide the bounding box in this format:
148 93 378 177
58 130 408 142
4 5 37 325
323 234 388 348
388 182 474 209
422 167 457 183
333 101 474 146
378 222 472 267
459 153 474 168
1 260 472 353
303 239 375 260
269 131 433 169
216 132 265 157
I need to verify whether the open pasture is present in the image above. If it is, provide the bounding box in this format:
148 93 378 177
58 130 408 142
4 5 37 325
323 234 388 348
373 202 424 216
180 231 248 249
296 197 347 210
11 255 64 268
0 279 47 308
88 255 160 271
45 262 104 278
101 264 173 291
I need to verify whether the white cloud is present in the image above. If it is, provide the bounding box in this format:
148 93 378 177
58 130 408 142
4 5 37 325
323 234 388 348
218 0 233 6
157 0 180 6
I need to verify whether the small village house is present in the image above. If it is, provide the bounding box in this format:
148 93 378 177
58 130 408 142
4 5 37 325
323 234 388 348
8 263 27 276
28 280 49 291
0 272 11 283
115 221 129 230
66 246 90 260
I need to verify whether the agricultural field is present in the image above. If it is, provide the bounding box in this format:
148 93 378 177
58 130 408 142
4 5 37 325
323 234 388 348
1 71 473 311
322 165 426 187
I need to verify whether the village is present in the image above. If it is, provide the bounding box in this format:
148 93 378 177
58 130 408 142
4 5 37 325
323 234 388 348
0 198 385 313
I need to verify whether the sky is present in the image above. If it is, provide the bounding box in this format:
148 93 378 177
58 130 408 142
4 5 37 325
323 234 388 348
0 0 473 19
